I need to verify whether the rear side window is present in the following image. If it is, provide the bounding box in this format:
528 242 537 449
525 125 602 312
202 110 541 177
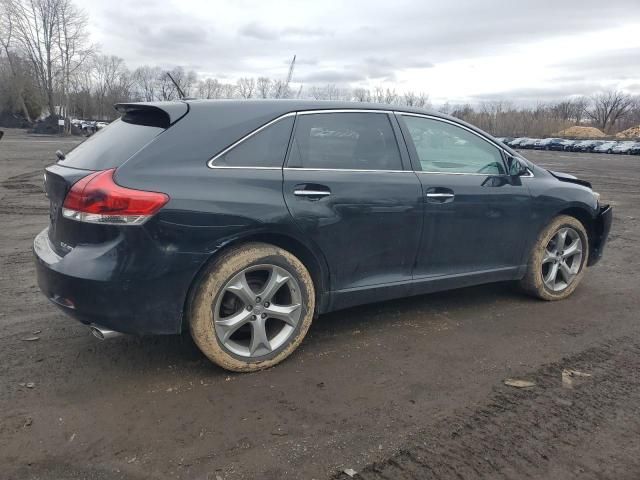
213 116 294 168
287 112 402 170
60 119 163 170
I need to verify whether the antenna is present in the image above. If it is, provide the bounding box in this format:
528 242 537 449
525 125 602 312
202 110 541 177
285 55 296 89
166 72 186 99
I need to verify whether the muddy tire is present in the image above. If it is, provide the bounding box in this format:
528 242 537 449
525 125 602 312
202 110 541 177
189 242 315 372
519 215 589 301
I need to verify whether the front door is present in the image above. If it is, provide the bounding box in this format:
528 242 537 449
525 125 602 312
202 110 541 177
283 111 423 291
397 113 532 278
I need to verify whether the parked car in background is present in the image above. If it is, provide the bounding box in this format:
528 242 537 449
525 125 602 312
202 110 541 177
96 121 109 130
80 121 95 132
520 138 539 149
611 141 637 154
507 137 527 148
534 138 568 151
572 140 604 152
629 143 640 155
593 141 619 154
497 136 514 145
562 140 577 151
33 100 612 372
533 138 553 149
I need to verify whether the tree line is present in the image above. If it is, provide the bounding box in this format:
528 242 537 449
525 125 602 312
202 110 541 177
1 0 638 137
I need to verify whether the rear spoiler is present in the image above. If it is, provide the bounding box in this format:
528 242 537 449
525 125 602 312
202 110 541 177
114 102 189 128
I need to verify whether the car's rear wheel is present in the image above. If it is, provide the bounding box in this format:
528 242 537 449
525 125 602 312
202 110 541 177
519 215 589 300
189 242 315 372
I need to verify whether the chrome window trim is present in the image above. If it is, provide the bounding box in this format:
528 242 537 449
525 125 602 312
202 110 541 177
208 109 397 169
206 107 535 177
207 112 296 168
209 165 281 170
296 109 393 115
415 171 497 177
283 167 409 173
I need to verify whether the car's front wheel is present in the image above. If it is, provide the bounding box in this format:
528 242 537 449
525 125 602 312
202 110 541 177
520 215 589 300
189 242 315 372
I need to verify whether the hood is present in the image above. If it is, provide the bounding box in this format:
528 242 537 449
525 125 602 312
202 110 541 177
548 170 592 189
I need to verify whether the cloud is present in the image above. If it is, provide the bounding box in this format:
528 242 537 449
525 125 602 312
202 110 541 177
300 70 367 83
239 22 279 41
82 0 640 103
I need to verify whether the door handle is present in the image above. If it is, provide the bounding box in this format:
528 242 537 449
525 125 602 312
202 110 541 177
293 184 331 198
294 189 331 197
425 187 455 203
425 193 454 199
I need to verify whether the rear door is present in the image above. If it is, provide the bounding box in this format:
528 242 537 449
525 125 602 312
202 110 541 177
397 113 532 278
283 111 423 291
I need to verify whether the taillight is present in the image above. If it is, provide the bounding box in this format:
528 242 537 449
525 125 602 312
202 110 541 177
62 169 169 225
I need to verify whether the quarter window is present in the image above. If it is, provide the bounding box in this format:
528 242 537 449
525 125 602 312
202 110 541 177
287 112 403 170
214 116 294 168
401 115 505 174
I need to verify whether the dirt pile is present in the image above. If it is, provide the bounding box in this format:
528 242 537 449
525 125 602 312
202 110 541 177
555 126 606 138
616 126 640 139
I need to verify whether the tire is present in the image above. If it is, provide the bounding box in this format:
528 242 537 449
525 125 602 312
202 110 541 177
519 215 589 301
189 242 315 372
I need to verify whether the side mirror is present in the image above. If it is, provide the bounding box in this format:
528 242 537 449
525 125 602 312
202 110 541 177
507 155 529 176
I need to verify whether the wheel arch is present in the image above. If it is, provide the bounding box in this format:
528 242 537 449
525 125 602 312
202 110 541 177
555 205 598 259
181 230 331 332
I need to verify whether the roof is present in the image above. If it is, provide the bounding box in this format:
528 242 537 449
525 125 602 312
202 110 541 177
183 98 443 117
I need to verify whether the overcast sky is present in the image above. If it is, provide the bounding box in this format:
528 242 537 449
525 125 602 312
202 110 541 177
83 0 640 104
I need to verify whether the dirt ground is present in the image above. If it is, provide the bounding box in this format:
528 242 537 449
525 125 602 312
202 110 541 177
1 129 639 480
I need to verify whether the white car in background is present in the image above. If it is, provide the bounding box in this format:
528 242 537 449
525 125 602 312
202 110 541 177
612 141 637 154
593 141 619 154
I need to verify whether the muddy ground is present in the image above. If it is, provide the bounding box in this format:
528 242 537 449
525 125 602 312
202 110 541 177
1 129 639 479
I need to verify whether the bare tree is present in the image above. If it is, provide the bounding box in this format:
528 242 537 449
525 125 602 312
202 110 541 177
352 87 370 102
586 90 634 133
221 82 236 99
92 54 126 118
0 1 31 121
4 0 61 118
132 65 161 101
3 0 90 124
236 77 255 99
56 0 91 131
256 77 271 98
197 77 222 99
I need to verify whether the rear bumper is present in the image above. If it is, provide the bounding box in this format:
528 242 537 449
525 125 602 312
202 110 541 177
588 205 613 266
33 228 204 335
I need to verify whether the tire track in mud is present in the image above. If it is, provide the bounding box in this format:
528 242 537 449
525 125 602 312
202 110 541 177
0 171 45 194
0 171 49 216
334 338 640 480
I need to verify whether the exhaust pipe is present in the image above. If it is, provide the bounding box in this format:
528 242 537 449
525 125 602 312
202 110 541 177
89 325 122 340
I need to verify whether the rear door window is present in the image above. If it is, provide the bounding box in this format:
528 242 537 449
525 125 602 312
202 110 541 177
213 116 294 168
287 112 403 170
60 119 163 170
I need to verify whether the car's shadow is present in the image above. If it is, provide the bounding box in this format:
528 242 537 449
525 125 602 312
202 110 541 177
78 281 528 377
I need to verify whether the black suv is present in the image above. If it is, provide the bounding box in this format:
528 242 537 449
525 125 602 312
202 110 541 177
34 100 612 371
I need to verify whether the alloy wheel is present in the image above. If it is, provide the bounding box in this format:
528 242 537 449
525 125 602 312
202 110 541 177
541 227 583 292
213 264 302 358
